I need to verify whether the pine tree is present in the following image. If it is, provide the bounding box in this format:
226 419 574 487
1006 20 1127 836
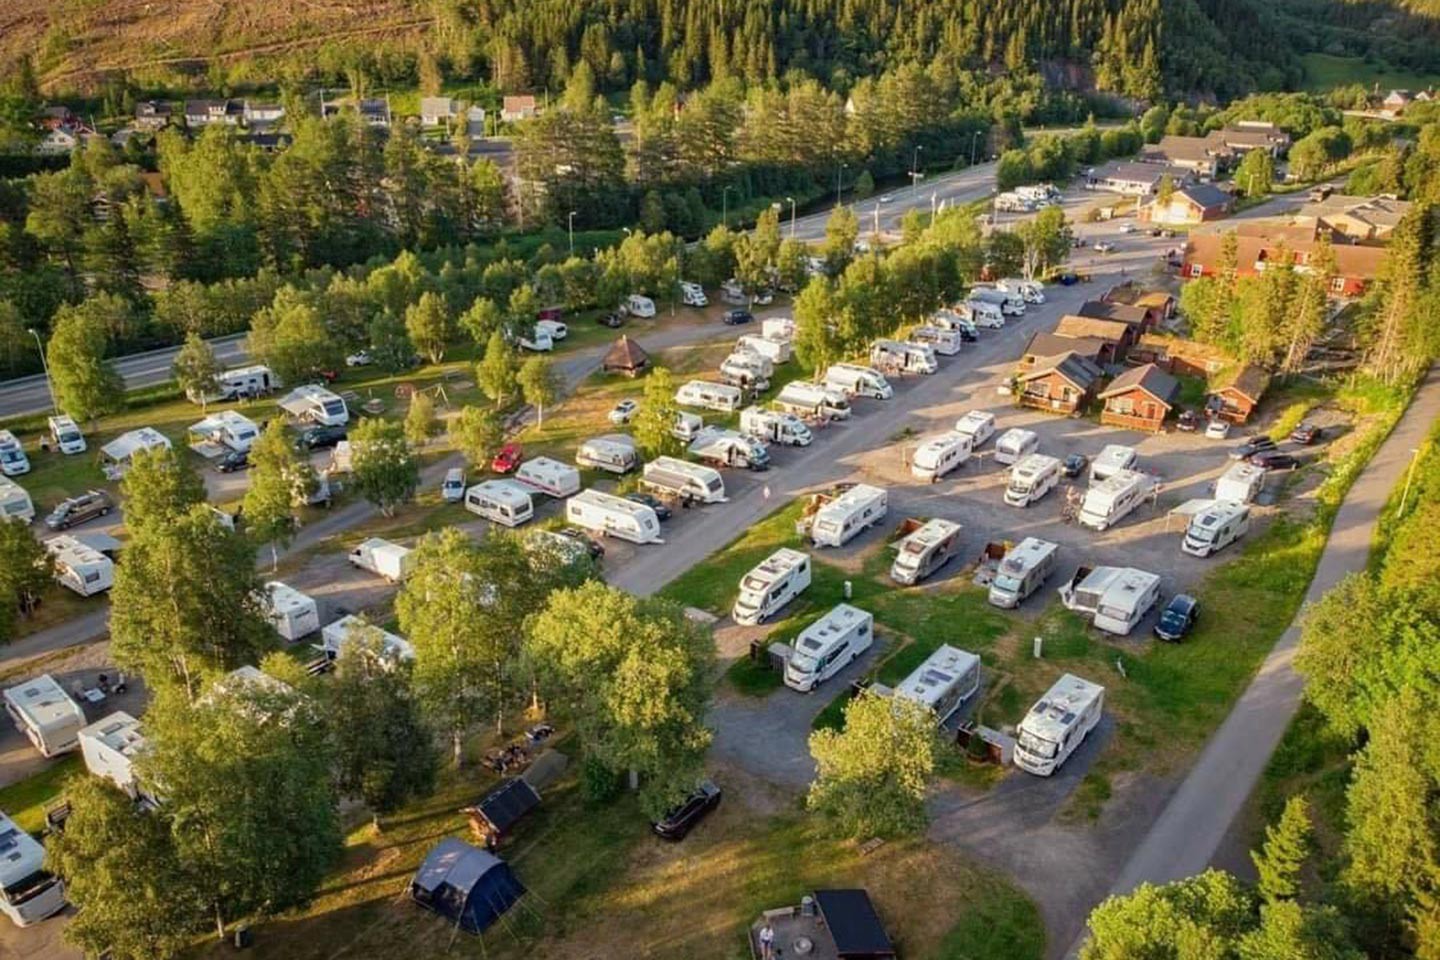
1252 795 1313 902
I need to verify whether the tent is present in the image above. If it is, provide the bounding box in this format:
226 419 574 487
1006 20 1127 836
814 889 896 959
463 778 540 845
602 336 650 377
411 838 526 935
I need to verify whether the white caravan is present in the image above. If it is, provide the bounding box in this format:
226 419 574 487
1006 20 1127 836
188 409 261 453
0 478 34 524
987 537 1059 609
79 711 149 801
688 428 771 470
1089 444 1137 483
676 379 745 413
954 410 997 448
536 318 568 341
45 535 114 596
1060 566 1162 635
1015 674 1105 776
347 537 414 582
890 518 962 585
893 644 981 725
642 456 727 504
262 581 320 641
321 615 415 662
811 484 888 548
737 334 793 365
784 604 875 692
994 428 1039 466
517 325 554 352
672 411 705 442
1078 469 1156 531
962 299 1006 328
1182 501 1251 557
515 457 581 498
776 381 851 421
1216 461 1266 504
911 432 972 482
998 278 1046 304
214 363 280 401
0 431 27 478
279 384 349 426
464 479 535 527
908 325 963 356
47 415 85 455
824 363 893 400
719 351 772 391
740 406 813 447
0 809 67 926
762 317 796 340
566 489 663 544
732 548 812 625
870 339 938 375
3 674 84 757
623 294 656 318
1004 454 1062 507
679 281 708 307
969 286 1025 316
575 434 638 474
99 427 172 475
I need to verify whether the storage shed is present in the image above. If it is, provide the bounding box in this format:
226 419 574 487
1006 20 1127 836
410 839 526 935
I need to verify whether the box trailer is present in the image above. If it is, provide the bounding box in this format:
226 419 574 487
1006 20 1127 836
737 334 793 365
783 604 875 692
776 381 851 421
908 325 964 356
79 711 148 800
279 384 349 426
1078 469 1156 531
0 477 34 524
994 428 1039 466
0 809 66 926
575 434 638 475
262 581 320 641
676 380 744 413
1004 454 1062 507
824 363 893 400
740 406 813 447
348 538 414 582
0 431 29 477
1059 565 1162 635
1215 461 1266 504
954 410 997 448
893 644 981 725
45 535 114 596
46 415 85 455
321 614 415 662
870 339 938 375
642 456 727 504
1015 674 1105 776
465 479 536 527
911 431 972 482
810 484 887 548
732 548 811 625
890 518 962 585
1089 444 1137 483
515 457 581 498
3 674 85 757
566 489 664 544
688 428 770 470
1182 501 1251 557
987 537 1059 608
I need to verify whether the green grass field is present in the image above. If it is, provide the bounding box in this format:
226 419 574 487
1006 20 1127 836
1300 53 1440 93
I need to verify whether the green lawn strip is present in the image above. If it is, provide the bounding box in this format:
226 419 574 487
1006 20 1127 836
1300 52 1440 92
0 754 80 835
933 879 1047 960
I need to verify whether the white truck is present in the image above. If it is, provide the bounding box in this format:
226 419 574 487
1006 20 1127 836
46 535 114 596
0 809 67 925
719 351 772 391
954 410 997 448
1182 501 1251 557
576 434 638 474
0 431 28 477
565 489 663 544
1078 469 1156 531
515 457 581 498
1059 566 1162 635
642 456 727 504
870 339 938 375
994 428 1038 466
679 281 708 307
1004 454 1062 507
783 604 875 692
47 415 85 455
737 334 793 365
688 428 770 470
1089 444 1137 483
987 537 1059 608
676 379 744 414
890 518 962 585
465 480 535 527
892 644 981 725
0 477 34 524
824 363 893 400
3 674 84 758
908 325 964 356
911 431 972 482
740 406 813 447
262 581 320 641
278 384 349 426
321 615 415 663
1215 461 1266 504
1015 674 1105 776
348 537 414 582
732 548 812 625
810 484 888 548
776 381 851 421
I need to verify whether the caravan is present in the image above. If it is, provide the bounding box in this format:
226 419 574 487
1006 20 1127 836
321 615 415 663
1089 444 1137 483
1004 454 1062 507
824 363 892 400
672 411 705 442
464 480 535 527
1060 566 1162 635
79 711 150 801
783 605 875 692
892 644 981 725
566 489 663 544
810 484 888 548
348 538 414 582
0 478 34 524
688 428 770 470
623 294 657 318
1078 470 1156 531
3 674 84 757
0 431 29 477
719 351 772 391
737 334 793 365
732 548 811 625
279 384 349 426
997 278 1046 304
762 317 795 340
870 339 938 375
642 456 727 504
987 537 1059 608
954 410 997 448
0 809 67 926
262 581 320 641
740 407 813 447
188 410 261 453
46 535 114 596
46 416 85 455
576 435 637 474
911 432 972 482
214 364 280 402
1015 674 1105 776
679 281 708 307
676 380 745 414
890 518 962 585
908 325 964 356
1182 501 1251 557
776 382 851 421
1216 462 1266 504
994 428 1039 466
515 457 581 498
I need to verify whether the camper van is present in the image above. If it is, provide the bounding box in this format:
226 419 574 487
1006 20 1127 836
0 478 34 524
954 410 997 448
679 281 708 307
987 537 1059 608
688 428 770 470
536 318 568 341
994 428 1039 466
1078 469 1156 531
930 309 980 339
997 278 1046 304
642 456 727 504
515 457 581 498
1182 501 1251 557
675 380 745 414
892 644 981 725
79 711 149 801
47 415 85 455
962 299 1006 328
188 410 261 453
566 489 663 544
1215 461 1266 504
908 325 964 356
0 431 29 477
720 278 747 305
348 538 414 582
732 548 811 625
465 480 535 527
824 363 893 400
870 339 938 375
575 435 638 474
1014 674 1105 776
810 484 888 548
1060 566 1162 635
970 286 1025 316
1089 444 1137 483
321 615 415 662
890 518 962 585
737 334 793 365
215 364 280 401
45 535 114 596
740 407 813 447
719 351 772 391
262 581 320 641
783 604 875 692
623 294 656 318
911 432 972 482
279 384 349 426
0 809 67 926
3 674 85 757
776 381 851 421
762 317 795 340
1004 454 1062 507
672 411 705 442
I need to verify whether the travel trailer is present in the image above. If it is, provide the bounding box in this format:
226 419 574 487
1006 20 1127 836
672 411 705 442
0 478 34 524
188 410 261 453
45 535 114 596
3 674 85 757
79 711 150 800
96 430 167 477
870 339 938 375
721 278 747 305
321 615 415 662
566 489 664 544
1078 469 1156 531
262 581 320 641
1060 566 1162 636
517 325 554 352
348 538 414 582
954 410 997 447
675 380 745 414
464 480 536 527
679 281 708 307
911 432 972 482
890 518 962 585
732 548 812 625
1014 674 1105 776
908 325 964 356
0 431 27 477
719 351 772 391
1182 501 1251 557
737 334 793 365
969 286 1025 316
994 428 1039 466
1004 454 1062 507
575 434 638 474
210 364 280 402
892 644 981 725
824 363 893 400
642 456 727 504
1089 444 1137 483
740 407 813 447
997 278 1046 304
688 428 770 470
1215 462 1266 504
962 299 1006 328
536 318 568 341
776 381 852 421
987 537 1059 608
515 457 581 498
46 415 85 455
279 384 349 426
783 604 875 692
810 484 888 548
624 294 656 318
0 809 67 925
762 317 795 340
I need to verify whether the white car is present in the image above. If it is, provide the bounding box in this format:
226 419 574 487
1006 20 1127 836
1094 241 1116 253
609 400 638 425
1205 419 1232 440
345 351 373 367
879 194 894 203
441 468 466 503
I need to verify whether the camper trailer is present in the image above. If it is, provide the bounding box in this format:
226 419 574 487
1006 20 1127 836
969 286 1025 316
732 548 811 625
776 381 851 421
994 428 1039 466
762 317 795 340
566 489 663 544
0 432 28 477
515 457 581 498
0 809 67 926
464 480 536 527
262 581 320 641
1004 454 1062 507
911 432 972 482
688 428 770 470
213 364 280 402
1089 444 1137 483
0 478 34 524
723 346 774 379
675 380 745 414
870 339 938 375
1014 674 1105 776
188 410 261 453
79 711 149 800
1215 462 1266 504
908 325 964 356
783 604 875 692
46 415 85 455
516 326 554 352
348 538 414 582
99 427 172 476
824 363 893 400
3 674 84 757
719 351 772 391
642 457 727 504
890 518 962 585
893 644 981 725
1060 566 1162 635
672 411 704 442
740 407 813 447
321 615 415 662
954 410 997 448
623 294 656 318
679 281 708 307
987 537 1059 608
45 535 114 596
737 334 793 365
575 435 638 475
720 278 747 305
1182 501 1251 557
1078 470 1156 531
279 384 349 426
810 484 888 548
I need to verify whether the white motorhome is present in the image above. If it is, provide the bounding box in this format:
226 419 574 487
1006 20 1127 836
676 379 745 414
870 339 937 375
720 278 747 305
515 457 581 498
0 478 34 524
930 309 979 338
762 317 795 340
672 411 705 442
99 427 172 475
1078 469 1156 531
740 407 813 447
784 604 875 692
0 431 27 478
3 674 84 757
1004 454 1062 507
46 415 85 455
321 615 415 662
642 456 727 504
623 294 656 318
262 581 320 641
810 484 888 548
679 281 708 307
1089 444 1137 483
79 711 149 800
1015 674 1105 776
1060 565 1162 635
45 535 114 596
737 334 793 365
688 428 770 470
911 432 972 482
776 381 851 421
732 548 811 625
962 299 1006 328
908 325 963 356
347 537 414 582
719 351 772 391
824 363 893 400
1183 501 1251 557
464 479 536 527
214 363 280 401
890 518 962 585
0 809 67 926
997 278 1046 304
279 384 349 426
970 286 1025 316
566 489 663 544
187 410 261 453
516 325 554 352
1216 461 1266 504
954 410 997 447
893 644 981 725
987 537 1059 608
994 428 1039 466
536 318 568 341
575 434 638 474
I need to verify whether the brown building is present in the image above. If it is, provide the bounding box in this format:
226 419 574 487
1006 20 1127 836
1138 183 1236 226
1017 352 1104 415
1131 333 1232 378
1076 300 1155 333
601 336 649 377
1099 364 1181 433
1018 332 1105 372
1054 315 1134 363
1183 222 1387 298
1207 363 1272 424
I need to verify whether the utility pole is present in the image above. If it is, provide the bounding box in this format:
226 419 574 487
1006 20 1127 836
786 196 796 238
722 185 733 227
1399 446 1424 516
836 162 848 208
970 131 983 167
910 145 923 196
27 328 57 415
567 210 577 255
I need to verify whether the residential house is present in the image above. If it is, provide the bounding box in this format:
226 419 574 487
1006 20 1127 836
420 97 459 127
1054 315 1135 363
1140 135 1229 177
243 101 285 127
1296 195 1413 244
38 105 75 130
1138 183 1236 226
1076 300 1156 333
133 101 173 129
240 132 293 152
1086 160 1193 196
1018 332 1106 372
1381 90 1413 118
1016 352 1105 415
1103 284 1177 324
465 105 486 137
1207 363 1271 424
185 99 242 127
1098 364 1181 432
1184 223 1387 297
501 95 539 123
1130 333 1232 378
1207 122 1291 157
357 99 390 127
34 127 80 156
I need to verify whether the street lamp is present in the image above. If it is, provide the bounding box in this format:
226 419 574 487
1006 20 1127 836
27 328 57 415
836 162 848 208
910 145 924 196
567 210 577 255
785 196 796 238
970 131 983 167
1399 446 1424 516
722 185 733 227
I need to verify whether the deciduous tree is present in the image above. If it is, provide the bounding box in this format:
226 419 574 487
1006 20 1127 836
348 417 418 517
450 405 504 467
47 298 125 424
477 330 519 405
171 333 220 409
403 391 437 447
632 366 681 459
119 445 207 535
404 290 452 364
806 691 935 838
0 520 51 641
517 354 561 425
242 419 315 568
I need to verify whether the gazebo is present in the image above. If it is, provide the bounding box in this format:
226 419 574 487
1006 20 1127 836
602 336 650 377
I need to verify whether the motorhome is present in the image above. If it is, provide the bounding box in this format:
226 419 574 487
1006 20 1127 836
623 294 656 318
1089 444 1137 483
720 278 747 305
1078 469 1156 531
673 411 705 442
824 363 893 400
565 489 664 544
998 278 1046 304
348 537 414 582
1215 461 1266 504
46 415 85 455
642 456 727 504
1014 674 1105 776
45 535 114 596
1060 566 1162 635
464 479 536 527
214 364 280 402
870 339 938 375
575 434 638 474
516 325 553 352
188 410 261 453
536 318 568 341
732 548 811 625
262 581 320 641
279 384 349 426
762 317 795 340
892 644 981 725
3 674 84 757
79 711 150 801
0 478 34 524
908 325 963 356
1004 454 1062 507
675 380 745 414
911 432 972 482
737 334 793 365
962 299 1006 328
740 407 812 446
994 428 1039 466
783 604 875 692
810 484 888 548
688 428 770 470
969 286 1025 316
679 281 708 307
321 615 416 663
1182 501 1251 557
0 431 28 477
0 810 67 926
515 457 581 498
776 381 851 421
954 410 997 447
890 518 962 585
719 351 772 391
987 537 1059 608
931 309 980 338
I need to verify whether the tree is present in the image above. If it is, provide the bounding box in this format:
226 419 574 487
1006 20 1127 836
632 366 681 459
459 296 503 345
517 354 561 425
1015 206 1072 281
0 520 51 641
119 446 207 535
367 312 414 373
248 293 343 384
47 298 125 424
242 419 315 569
806 692 935 839
793 278 843 375
853 169 875 200
1156 173 1176 206
404 391 437 447
348 417 419 517
450 405 504 467
995 149 1033 190
477 330 519 405
404 291 452 364
1083 870 1256 960
1253 795 1313 903
775 238 809 292
1236 149 1275 198
171 333 220 409
822 205 859 275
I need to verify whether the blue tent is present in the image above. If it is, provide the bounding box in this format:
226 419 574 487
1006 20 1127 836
411 838 526 935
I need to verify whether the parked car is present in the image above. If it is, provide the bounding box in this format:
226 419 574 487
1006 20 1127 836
1250 451 1300 471
441 468 466 503
651 780 722 841
753 290 774 306
1118 223 1136 234
295 424 348 450
625 492 672 521
1061 453 1090 479
1289 422 1322 445
879 194 894 203
1176 409 1199 432
345 351 373 367
1153 594 1200 642
722 309 753 326
1231 435 1277 460
214 449 250 473
1204 419 1232 440
1149 226 1165 237
557 526 605 560
598 311 625 329
1093 240 1115 253
1057 271 1080 286
491 443 523 474
609 399 638 425
44 490 114 531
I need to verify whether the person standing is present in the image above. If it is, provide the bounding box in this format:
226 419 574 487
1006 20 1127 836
759 921 775 960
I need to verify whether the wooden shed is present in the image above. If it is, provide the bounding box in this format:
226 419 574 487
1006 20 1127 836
1207 363 1272 424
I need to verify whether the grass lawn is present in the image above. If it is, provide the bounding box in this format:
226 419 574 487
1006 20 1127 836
1300 53 1440 93
0 753 80 835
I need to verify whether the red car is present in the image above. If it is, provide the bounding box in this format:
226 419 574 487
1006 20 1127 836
491 443 523 474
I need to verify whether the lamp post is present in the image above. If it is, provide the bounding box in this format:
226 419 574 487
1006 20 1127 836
910 145 923 196
1399 446 1424 517
970 131 983 167
785 196 796 238
835 162 848 208
722 185 733 227
567 210 577 255
27 328 57 415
